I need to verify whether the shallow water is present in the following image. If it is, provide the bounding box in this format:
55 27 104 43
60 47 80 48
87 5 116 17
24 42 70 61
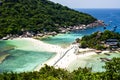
40 33 83 47
68 52 120 72
41 9 120 46
0 9 120 73
0 39 55 73
41 9 120 72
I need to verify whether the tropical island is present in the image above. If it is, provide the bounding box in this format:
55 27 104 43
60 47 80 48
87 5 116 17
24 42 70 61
79 30 120 51
0 0 120 80
0 43 120 80
0 0 105 39
0 31 120 80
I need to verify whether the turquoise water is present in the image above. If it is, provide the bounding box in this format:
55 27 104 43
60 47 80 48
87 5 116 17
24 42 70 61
0 9 120 73
41 9 120 46
41 33 82 47
0 39 55 73
41 9 120 72
68 52 120 72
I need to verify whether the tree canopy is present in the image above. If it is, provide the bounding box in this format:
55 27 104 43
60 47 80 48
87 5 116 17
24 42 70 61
80 30 120 50
0 0 96 38
0 57 120 80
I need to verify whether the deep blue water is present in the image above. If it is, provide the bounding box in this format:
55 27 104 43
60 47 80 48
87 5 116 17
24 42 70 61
40 9 120 72
41 9 120 46
76 9 120 33
0 9 120 73
72 9 120 35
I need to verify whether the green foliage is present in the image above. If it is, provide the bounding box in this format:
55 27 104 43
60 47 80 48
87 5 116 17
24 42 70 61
0 57 120 80
80 41 88 48
80 30 120 50
103 58 120 80
0 0 96 38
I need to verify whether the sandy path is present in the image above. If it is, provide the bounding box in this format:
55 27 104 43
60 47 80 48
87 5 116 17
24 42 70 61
13 38 109 71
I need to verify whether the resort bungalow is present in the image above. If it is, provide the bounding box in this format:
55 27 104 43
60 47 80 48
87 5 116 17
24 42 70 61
105 39 119 49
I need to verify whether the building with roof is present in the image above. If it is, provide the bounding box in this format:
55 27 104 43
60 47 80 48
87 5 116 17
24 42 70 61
105 39 119 49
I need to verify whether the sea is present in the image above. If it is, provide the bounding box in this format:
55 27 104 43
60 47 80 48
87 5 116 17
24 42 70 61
0 9 120 73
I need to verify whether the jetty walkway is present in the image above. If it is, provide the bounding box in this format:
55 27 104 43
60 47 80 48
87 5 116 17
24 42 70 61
53 45 78 68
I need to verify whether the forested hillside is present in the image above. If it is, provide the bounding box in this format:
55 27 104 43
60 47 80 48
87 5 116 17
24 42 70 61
0 0 96 38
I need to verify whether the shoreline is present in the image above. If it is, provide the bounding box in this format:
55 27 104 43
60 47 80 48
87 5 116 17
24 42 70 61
0 37 117 72
8 38 112 72
1 37 117 72
11 38 67 71
0 20 105 41
12 38 64 53
33 40 111 71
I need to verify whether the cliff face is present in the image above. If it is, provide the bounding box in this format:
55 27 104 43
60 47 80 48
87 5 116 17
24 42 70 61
0 0 96 38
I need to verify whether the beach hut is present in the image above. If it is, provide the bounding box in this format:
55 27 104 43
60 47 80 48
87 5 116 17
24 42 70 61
105 39 119 49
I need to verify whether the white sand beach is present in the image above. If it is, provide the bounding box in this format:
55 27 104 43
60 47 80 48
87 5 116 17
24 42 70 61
12 38 110 71
13 38 64 53
11 38 66 71
33 39 99 71
51 46 97 69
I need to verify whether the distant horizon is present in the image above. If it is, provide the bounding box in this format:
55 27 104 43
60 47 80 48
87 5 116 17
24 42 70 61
71 8 120 9
50 0 120 9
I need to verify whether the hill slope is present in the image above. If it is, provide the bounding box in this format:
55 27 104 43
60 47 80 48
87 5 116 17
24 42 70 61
0 0 96 38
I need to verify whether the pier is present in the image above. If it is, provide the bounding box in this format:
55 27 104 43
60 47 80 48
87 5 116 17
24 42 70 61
53 45 77 68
